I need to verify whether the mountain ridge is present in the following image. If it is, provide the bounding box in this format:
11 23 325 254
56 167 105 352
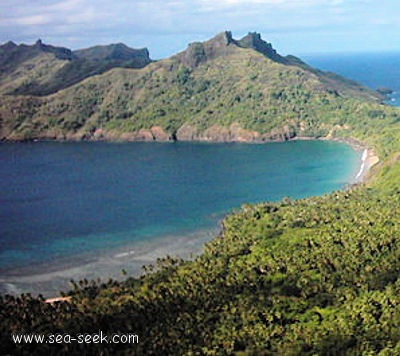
0 31 387 142
0 39 151 96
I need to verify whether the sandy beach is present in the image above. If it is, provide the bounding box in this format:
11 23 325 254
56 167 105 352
330 136 380 184
353 148 380 183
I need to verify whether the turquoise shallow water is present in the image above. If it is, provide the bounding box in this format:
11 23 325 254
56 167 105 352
0 140 359 278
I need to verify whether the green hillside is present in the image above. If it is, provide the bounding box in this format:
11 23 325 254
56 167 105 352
1 32 400 355
0 31 384 142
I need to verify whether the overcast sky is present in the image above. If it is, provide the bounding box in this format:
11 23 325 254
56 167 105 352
0 0 399 59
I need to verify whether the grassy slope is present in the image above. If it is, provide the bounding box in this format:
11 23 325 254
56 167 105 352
0 37 400 355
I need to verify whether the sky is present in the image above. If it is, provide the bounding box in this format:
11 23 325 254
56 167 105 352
0 0 399 59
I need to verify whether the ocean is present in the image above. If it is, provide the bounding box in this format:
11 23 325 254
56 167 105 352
303 51 400 106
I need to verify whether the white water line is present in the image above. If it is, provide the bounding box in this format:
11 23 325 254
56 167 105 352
355 149 368 180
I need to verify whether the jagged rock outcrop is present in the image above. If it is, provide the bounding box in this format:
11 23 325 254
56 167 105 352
178 31 299 68
179 31 235 67
32 39 74 60
234 32 287 64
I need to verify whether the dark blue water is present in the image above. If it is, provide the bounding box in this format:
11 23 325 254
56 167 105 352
0 141 359 273
303 52 400 106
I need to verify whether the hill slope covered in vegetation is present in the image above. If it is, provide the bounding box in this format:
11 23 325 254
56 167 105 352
0 31 385 142
1 32 400 355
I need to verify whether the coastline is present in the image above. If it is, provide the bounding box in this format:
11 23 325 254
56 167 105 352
283 134 379 184
327 136 380 184
0 136 379 298
353 147 380 183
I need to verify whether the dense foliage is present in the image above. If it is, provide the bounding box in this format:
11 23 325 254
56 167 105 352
1 181 400 355
1 32 400 355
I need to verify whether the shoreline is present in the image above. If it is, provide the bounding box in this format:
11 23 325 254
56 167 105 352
0 228 219 297
288 134 380 184
353 148 380 183
327 136 380 184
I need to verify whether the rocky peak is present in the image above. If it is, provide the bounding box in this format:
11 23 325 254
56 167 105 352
29 39 74 60
234 32 287 63
179 31 289 68
179 31 235 67
210 31 234 46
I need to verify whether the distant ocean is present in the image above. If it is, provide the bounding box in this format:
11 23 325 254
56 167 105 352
2 50 397 296
303 51 400 106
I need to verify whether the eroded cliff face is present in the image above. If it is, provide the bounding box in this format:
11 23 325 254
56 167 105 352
176 123 260 142
70 122 296 143
84 126 174 142
176 122 296 142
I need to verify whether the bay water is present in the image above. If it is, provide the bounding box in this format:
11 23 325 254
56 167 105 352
0 140 359 295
